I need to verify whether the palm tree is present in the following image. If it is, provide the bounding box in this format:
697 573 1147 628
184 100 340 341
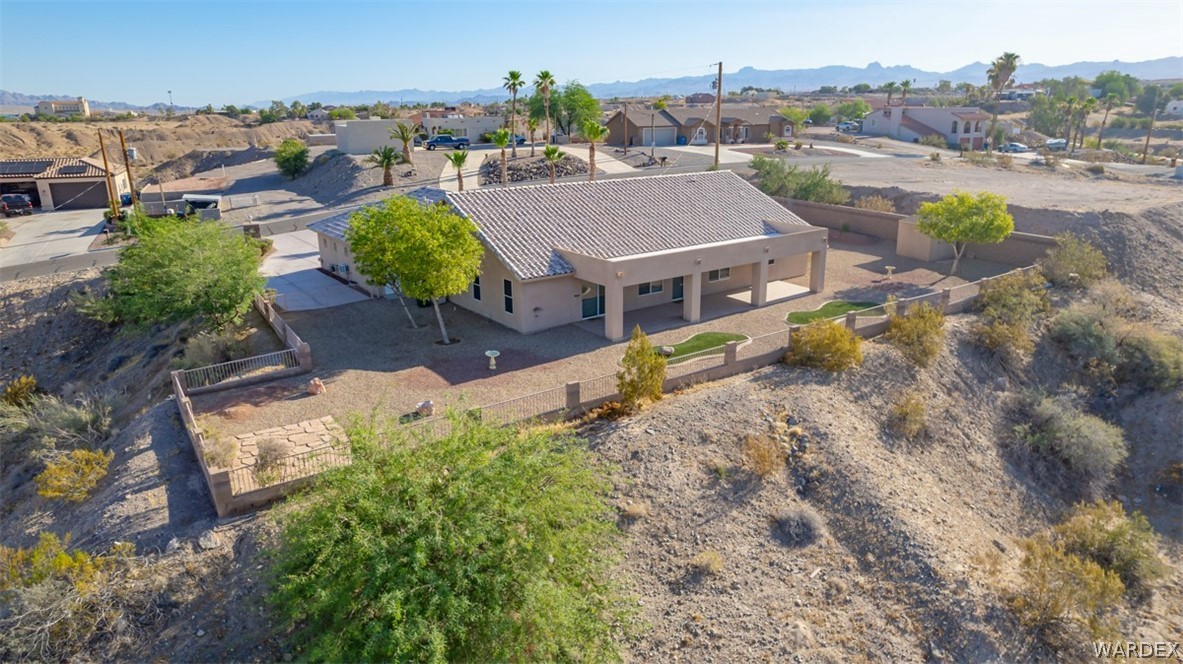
492 128 511 187
390 121 420 167
649 96 668 157
899 80 912 105
1062 96 1078 145
503 70 525 158
366 146 400 186
956 81 974 103
1074 96 1098 151
581 119 608 182
543 145 562 184
534 70 556 145
881 81 898 106
1095 93 1118 149
1141 86 1168 165
444 149 468 191
985 52 1020 154
526 117 539 157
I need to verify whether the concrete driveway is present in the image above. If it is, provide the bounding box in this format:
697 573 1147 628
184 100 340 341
0 209 109 267
262 230 368 311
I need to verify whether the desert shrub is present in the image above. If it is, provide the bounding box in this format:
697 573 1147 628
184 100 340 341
2 375 39 407
616 325 666 414
774 139 789 151
34 449 114 502
620 502 650 520
742 433 786 478
749 156 849 205
690 550 724 575
852 195 896 213
274 138 309 178
995 154 1015 169
965 151 993 166
885 302 945 367
267 415 629 662
1010 534 1123 640
929 152 942 162
1114 325 1183 391
0 393 113 457
172 332 250 370
0 533 154 662
202 435 239 469
1042 234 1108 287
785 320 863 371
888 391 927 439
1049 306 1183 391
1086 164 1105 175
1053 500 1168 593
794 141 803 150
975 320 1034 356
833 134 855 144
1048 306 1120 366
254 438 287 486
773 506 826 547
919 134 946 149
1015 396 1127 494
1088 279 1138 317
973 270 1050 356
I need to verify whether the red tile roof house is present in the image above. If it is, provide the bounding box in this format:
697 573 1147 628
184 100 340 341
604 106 797 149
860 105 991 149
0 157 130 210
308 171 828 341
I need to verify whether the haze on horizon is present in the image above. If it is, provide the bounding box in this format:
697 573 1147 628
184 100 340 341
1 0 1181 107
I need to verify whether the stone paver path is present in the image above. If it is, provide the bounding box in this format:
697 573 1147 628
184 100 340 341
229 415 350 494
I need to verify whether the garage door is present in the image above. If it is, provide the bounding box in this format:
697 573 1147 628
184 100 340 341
641 127 677 147
49 181 109 209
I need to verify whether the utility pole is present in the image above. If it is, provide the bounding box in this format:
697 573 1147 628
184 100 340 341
714 61 723 169
117 129 138 209
622 104 628 157
97 131 119 220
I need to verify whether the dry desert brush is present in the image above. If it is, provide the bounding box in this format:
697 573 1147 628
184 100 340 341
616 325 667 413
884 301 946 367
773 505 827 547
1014 395 1127 496
888 390 927 440
784 320 863 371
267 414 630 662
1041 234 1108 288
973 270 1051 358
1052 500 1168 595
1010 533 1123 642
742 433 787 478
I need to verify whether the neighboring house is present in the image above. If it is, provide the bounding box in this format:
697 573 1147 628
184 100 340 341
35 97 90 118
308 171 828 341
0 157 129 210
1164 99 1183 117
421 114 505 141
604 106 793 148
307 108 330 122
685 93 716 105
332 119 409 155
860 106 990 149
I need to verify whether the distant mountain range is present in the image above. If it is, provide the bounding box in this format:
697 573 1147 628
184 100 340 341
263 56 1182 106
6 57 1180 111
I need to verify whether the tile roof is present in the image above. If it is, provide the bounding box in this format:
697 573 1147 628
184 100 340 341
446 170 813 281
0 157 120 180
308 189 449 241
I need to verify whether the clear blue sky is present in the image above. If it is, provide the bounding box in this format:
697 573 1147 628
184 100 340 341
2 0 1181 106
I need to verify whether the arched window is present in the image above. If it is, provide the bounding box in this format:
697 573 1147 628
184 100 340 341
951 120 958 133
964 121 971 134
975 121 982 132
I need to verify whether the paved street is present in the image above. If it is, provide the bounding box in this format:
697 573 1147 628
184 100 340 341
0 209 108 268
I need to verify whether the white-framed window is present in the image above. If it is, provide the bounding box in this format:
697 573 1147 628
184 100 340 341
637 281 663 296
707 268 731 282
472 275 481 301
768 259 776 265
503 279 513 314
696 127 707 141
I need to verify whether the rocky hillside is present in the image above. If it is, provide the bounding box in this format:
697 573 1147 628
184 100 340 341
479 153 589 185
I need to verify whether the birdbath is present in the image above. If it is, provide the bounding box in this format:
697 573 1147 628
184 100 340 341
884 265 896 280
485 350 500 371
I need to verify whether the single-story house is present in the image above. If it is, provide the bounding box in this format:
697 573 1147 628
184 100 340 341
1164 99 1183 117
332 119 410 155
421 115 506 140
0 157 129 210
308 171 828 341
604 106 795 148
307 108 331 122
860 105 991 149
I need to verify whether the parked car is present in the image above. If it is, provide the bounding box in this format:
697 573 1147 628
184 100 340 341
836 121 859 132
512 134 527 145
424 135 471 150
1 193 34 217
1045 138 1067 151
997 142 1029 153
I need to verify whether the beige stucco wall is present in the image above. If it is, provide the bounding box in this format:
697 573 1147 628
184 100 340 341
449 248 527 331
424 116 504 140
314 231 383 295
334 120 409 155
896 218 955 261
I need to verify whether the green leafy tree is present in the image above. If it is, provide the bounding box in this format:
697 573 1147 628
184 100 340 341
444 149 468 191
274 138 309 178
778 107 808 138
916 191 1014 274
267 416 629 662
268 100 289 119
834 99 871 121
851 83 872 94
491 128 511 187
956 81 975 102
986 52 1020 154
543 144 563 184
390 121 420 167
1093 70 1141 102
289 100 307 119
366 146 400 186
581 119 608 182
808 104 831 126
221 104 241 118
345 197 484 344
257 109 279 124
533 69 557 144
528 82 600 139
936 80 953 95
749 156 849 205
503 70 525 158
97 222 265 331
329 107 357 120
616 325 666 413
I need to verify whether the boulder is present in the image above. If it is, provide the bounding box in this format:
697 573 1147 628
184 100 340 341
307 377 326 395
416 400 435 417
658 346 675 356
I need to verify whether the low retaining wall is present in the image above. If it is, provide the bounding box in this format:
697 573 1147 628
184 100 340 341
775 197 906 241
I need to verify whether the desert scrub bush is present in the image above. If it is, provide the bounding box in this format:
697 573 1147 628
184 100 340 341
1010 534 1123 641
1087 279 1138 317
928 152 942 162
2 375 39 407
266 414 630 662
743 433 786 478
1049 305 1183 391
1086 164 1105 175
1015 396 1127 494
34 449 114 502
885 301 945 367
0 533 155 662
919 134 947 149
774 139 789 151
1114 325 1183 391
616 325 666 414
253 438 287 486
201 435 238 469
785 320 863 371
995 154 1015 169
1041 234 1108 288
690 550 724 575
888 391 927 439
852 195 896 213
965 151 993 166
1052 500 1168 594
172 331 250 370
773 506 826 547
1048 305 1120 367
973 270 1050 356
0 393 113 458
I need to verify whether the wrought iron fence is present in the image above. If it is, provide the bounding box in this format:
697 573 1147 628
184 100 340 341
180 348 300 390
228 444 351 495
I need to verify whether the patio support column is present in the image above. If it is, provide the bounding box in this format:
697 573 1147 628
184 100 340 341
682 270 702 323
809 249 827 293
604 283 625 342
750 259 769 307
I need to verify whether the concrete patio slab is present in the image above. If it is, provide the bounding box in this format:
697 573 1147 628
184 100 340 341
263 230 368 311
